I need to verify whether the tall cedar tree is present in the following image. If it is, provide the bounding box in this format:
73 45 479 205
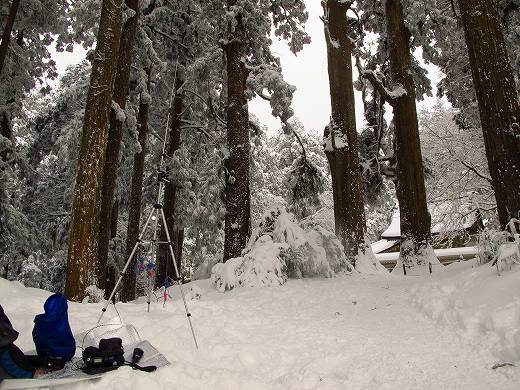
457 0 520 229
156 73 185 288
323 0 366 263
385 0 432 265
223 0 251 261
0 0 21 234
0 0 20 76
97 0 140 293
65 0 124 301
121 68 151 302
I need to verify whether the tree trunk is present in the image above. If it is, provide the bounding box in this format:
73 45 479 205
0 111 11 238
156 75 184 287
458 0 520 229
97 0 140 293
0 0 20 76
223 0 251 262
65 0 124 301
121 70 151 302
323 0 366 264
385 0 434 267
105 198 119 298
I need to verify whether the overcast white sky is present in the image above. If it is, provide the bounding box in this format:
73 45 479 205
52 0 441 136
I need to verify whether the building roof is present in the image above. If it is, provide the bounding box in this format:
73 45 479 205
380 199 479 239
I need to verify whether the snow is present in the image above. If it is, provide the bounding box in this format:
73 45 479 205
211 209 350 290
375 246 478 263
381 210 400 238
381 202 479 239
111 100 126 122
1 260 519 389
323 122 350 152
411 259 520 365
330 39 340 49
388 84 407 99
370 239 399 254
355 247 388 275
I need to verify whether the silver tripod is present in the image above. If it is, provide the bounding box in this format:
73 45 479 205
97 65 198 349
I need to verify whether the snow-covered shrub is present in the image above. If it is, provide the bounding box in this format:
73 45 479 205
211 207 351 291
212 235 287 292
17 255 42 288
275 214 348 278
477 219 520 272
192 247 220 280
84 285 105 303
477 228 509 264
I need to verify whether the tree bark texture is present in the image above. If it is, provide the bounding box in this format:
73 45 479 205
385 0 432 265
104 198 119 298
0 0 20 77
0 111 11 239
458 0 520 229
65 0 124 301
121 73 150 302
323 0 366 263
223 0 251 262
97 0 140 292
156 76 184 287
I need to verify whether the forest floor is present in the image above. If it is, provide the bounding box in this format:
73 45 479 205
1 259 519 389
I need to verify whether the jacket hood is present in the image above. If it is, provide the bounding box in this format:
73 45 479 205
35 294 69 323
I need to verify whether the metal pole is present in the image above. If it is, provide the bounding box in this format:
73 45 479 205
145 63 178 309
97 207 156 324
147 204 161 312
160 207 199 349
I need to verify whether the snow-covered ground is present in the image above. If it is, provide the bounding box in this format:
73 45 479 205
1 259 519 389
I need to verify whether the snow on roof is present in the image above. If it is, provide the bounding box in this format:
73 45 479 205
381 212 400 239
370 239 399 254
375 246 477 263
380 199 479 239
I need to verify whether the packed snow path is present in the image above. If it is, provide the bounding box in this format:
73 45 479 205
3 271 518 389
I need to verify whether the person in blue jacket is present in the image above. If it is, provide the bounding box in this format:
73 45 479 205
0 305 45 380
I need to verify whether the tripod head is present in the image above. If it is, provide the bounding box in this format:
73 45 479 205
157 169 170 183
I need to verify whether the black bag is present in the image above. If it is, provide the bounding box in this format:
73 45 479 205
82 338 157 375
82 338 125 369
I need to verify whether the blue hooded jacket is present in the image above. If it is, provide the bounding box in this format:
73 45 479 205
32 294 75 361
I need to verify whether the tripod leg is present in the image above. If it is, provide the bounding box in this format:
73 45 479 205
98 207 156 324
159 208 199 349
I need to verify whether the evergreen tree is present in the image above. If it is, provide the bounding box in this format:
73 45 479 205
322 0 367 264
457 0 520 229
0 0 20 76
121 67 151 302
65 0 125 301
358 0 436 267
223 0 252 261
385 0 435 267
97 0 141 293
